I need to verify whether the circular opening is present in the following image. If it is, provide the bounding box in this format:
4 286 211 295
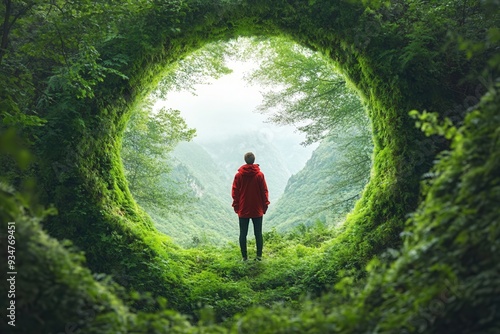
121 37 373 246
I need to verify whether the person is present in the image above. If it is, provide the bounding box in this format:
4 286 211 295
232 152 270 262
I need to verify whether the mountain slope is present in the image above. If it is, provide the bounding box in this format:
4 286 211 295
266 135 371 232
149 141 237 246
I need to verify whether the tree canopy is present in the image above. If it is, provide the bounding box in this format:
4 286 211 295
121 98 195 213
237 37 369 145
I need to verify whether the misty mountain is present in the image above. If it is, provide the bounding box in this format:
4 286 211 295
198 131 295 202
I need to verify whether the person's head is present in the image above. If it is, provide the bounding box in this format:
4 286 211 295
244 152 255 164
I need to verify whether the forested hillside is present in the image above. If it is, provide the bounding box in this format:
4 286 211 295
150 141 237 245
266 132 372 232
1 0 499 333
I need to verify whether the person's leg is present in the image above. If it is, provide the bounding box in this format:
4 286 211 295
252 216 263 259
239 217 250 260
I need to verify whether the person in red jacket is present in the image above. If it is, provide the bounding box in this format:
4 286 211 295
232 152 270 261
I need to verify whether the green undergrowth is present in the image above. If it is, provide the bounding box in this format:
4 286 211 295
1 182 344 333
182 221 341 323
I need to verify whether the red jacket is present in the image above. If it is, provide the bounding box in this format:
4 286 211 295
232 164 270 218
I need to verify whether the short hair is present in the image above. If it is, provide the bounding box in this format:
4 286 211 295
244 152 255 164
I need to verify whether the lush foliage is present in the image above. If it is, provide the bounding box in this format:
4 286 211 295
239 37 369 145
121 98 195 214
1 0 499 333
155 41 233 98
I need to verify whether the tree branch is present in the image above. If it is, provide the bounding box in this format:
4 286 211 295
0 0 36 64
0 0 13 64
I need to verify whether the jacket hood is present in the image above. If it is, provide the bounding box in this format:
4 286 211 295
238 164 261 176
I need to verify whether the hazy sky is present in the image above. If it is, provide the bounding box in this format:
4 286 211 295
154 61 317 172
